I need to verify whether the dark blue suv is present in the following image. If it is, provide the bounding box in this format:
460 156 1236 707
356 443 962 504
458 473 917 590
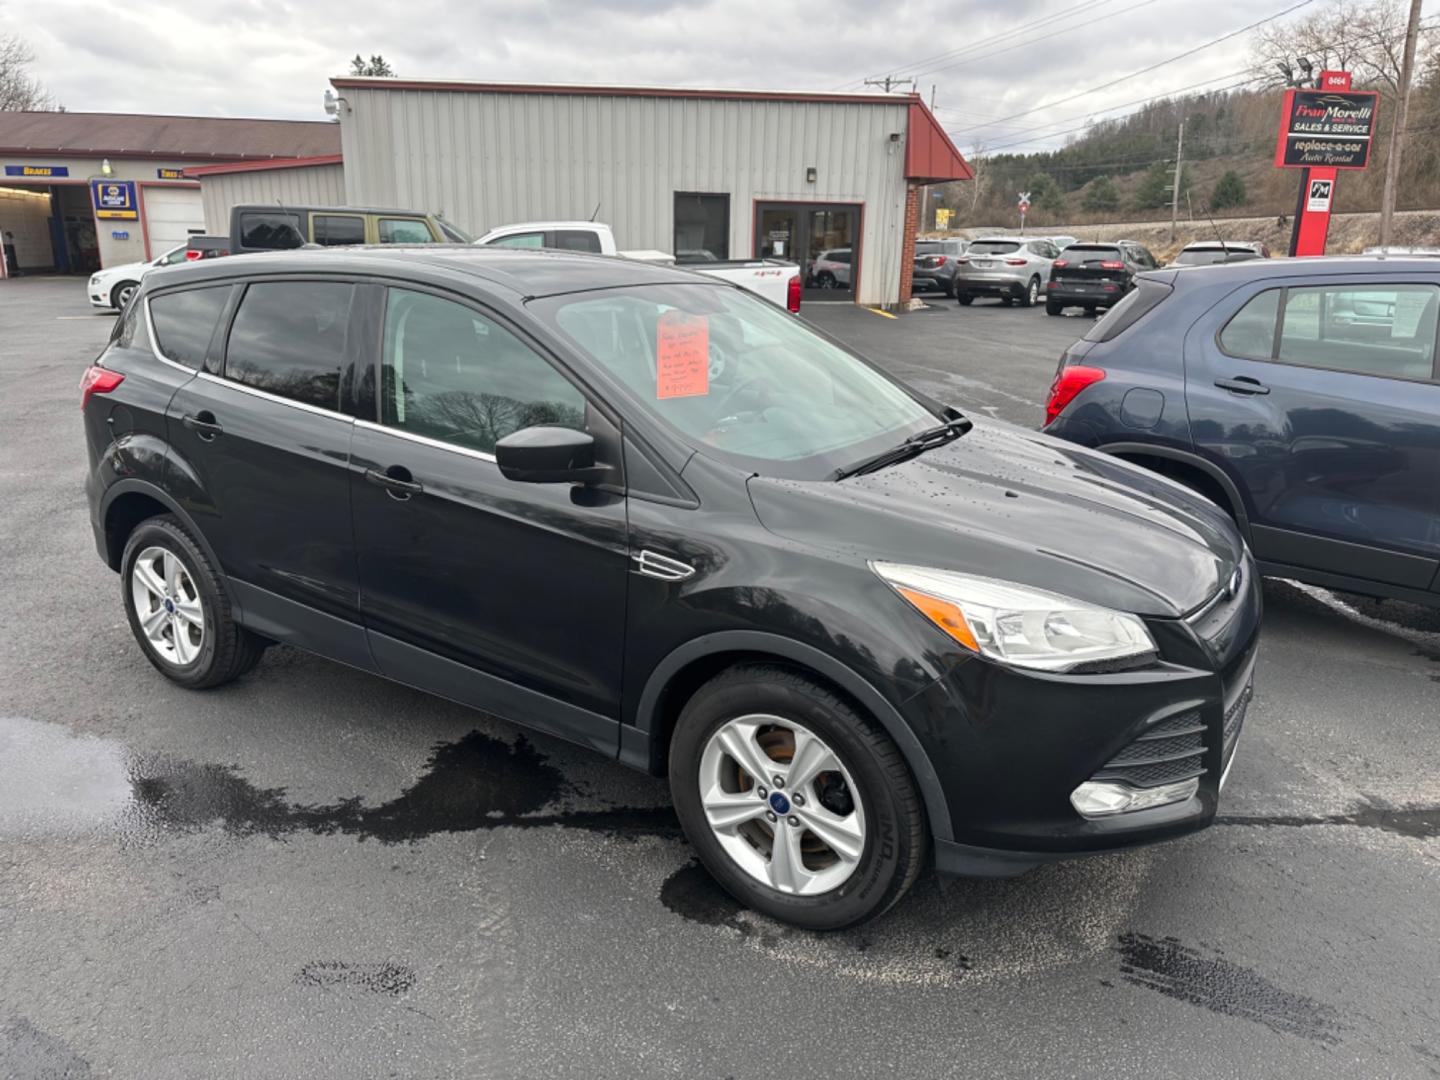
1044 256 1440 607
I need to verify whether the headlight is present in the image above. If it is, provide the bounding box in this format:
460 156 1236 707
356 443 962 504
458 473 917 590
872 562 1156 673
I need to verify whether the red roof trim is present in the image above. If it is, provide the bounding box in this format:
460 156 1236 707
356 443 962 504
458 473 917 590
331 76 915 107
183 154 344 178
905 101 972 184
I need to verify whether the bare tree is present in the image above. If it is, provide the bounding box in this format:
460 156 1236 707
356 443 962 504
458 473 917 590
0 33 56 111
964 143 989 221
1251 0 1435 93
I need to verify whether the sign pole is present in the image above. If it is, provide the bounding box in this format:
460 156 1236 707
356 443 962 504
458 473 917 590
1274 72 1373 257
1287 167 1311 257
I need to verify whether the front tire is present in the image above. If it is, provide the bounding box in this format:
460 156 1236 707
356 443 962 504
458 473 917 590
121 515 266 689
112 281 139 310
956 294 974 306
669 664 927 930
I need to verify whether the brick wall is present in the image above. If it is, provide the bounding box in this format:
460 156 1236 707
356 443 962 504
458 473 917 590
898 183 919 304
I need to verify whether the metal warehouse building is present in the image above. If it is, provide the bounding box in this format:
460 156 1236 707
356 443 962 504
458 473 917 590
325 78 971 306
0 112 338 276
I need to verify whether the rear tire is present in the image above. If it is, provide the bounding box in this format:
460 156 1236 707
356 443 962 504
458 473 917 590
1019 276 1041 308
1045 300 1063 316
956 294 974 306
121 515 266 689
669 664 927 930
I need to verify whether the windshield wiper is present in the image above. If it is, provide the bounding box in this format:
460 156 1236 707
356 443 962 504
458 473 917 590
832 415 973 481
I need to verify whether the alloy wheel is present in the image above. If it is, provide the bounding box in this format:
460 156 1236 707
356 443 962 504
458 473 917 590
116 284 136 308
698 714 866 895
130 545 205 666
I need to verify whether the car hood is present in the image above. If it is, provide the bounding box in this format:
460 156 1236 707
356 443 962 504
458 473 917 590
93 260 147 283
746 419 1242 619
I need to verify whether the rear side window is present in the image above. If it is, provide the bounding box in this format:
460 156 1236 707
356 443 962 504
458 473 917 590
377 218 434 244
554 229 603 253
225 282 354 410
312 214 365 246
148 286 231 368
1084 278 1173 343
239 212 304 251
1279 284 1439 380
489 232 545 249
1219 289 1281 359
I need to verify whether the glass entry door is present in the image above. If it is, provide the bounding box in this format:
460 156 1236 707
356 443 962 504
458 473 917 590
755 202 859 301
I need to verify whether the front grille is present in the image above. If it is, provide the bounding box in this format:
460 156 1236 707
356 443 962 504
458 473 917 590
1091 710 1207 789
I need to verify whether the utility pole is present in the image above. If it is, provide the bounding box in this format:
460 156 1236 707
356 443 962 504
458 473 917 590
1169 120 1185 242
1379 0 1423 248
864 75 913 93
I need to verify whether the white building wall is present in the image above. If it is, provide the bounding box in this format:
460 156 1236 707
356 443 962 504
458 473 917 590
337 87 912 305
199 163 346 233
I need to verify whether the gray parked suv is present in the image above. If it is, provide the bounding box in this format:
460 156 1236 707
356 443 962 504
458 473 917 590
912 239 968 296
955 237 1060 308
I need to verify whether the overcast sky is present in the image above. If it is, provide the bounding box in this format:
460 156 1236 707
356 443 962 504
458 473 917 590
6 0 1343 154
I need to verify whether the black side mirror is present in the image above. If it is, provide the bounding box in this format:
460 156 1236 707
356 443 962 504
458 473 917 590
495 426 609 484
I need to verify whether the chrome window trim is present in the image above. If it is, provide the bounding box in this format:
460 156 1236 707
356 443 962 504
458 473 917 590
354 417 498 463
142 296 203 375
195 370 349 420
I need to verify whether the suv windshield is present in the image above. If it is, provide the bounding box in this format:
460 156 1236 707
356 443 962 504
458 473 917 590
532 284 937 477
435 217 474 243
968 241 1021 255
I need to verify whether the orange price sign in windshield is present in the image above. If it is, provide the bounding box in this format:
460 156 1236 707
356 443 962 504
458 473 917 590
656 312 710 399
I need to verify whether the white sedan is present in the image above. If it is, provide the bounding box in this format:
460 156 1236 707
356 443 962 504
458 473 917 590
88 245 188 311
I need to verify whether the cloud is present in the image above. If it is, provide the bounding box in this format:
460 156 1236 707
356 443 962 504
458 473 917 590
7 0 1277 152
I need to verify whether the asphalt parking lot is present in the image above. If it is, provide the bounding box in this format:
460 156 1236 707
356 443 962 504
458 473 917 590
2 278 1438 1079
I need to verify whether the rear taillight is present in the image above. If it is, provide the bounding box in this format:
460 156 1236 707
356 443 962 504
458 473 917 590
1053 259 1068 268
1100 261 1125 270
933 255 947 267
1045 364 1105 426
786 274 801 314
80 365 124 410
1004 258 1026 266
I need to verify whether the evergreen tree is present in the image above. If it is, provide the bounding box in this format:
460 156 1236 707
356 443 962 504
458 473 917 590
1210 170 1248 210
1082 176 1120 213
1132 161 1175 210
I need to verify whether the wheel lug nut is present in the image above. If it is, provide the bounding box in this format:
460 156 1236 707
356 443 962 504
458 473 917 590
792 793 805 806
788 816 800 827
772 776 785 788
766 811 777 822
757 786 767 799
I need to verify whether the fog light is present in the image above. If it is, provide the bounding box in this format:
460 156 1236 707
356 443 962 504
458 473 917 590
1070 777 1198 818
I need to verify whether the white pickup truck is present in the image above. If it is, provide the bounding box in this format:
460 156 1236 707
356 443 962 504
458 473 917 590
474 221 801 312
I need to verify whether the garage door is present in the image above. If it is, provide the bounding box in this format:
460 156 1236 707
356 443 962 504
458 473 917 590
142 186 204 257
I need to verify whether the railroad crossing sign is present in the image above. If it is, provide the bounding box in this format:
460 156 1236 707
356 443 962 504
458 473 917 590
1017 191 1031 214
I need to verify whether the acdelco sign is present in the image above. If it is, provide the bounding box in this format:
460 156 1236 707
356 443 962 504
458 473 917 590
1274 89 1380 169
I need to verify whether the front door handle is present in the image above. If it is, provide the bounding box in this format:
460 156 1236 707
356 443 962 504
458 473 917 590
1214 377 1270 395
182 411 223 440
365 466 423 500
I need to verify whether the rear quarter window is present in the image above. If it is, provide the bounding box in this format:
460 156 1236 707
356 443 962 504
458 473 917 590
1084 278 1174 343
148 285 233 368
239 212 305 251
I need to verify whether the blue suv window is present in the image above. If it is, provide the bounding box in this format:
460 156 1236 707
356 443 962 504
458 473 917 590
1218 289 1281 360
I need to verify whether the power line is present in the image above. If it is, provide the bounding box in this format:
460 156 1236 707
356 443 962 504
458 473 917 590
953 0 1320 138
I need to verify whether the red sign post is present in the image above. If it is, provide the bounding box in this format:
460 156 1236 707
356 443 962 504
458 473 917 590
1273 73 1378 256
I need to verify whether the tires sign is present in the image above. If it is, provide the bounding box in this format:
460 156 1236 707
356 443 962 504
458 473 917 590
1273 88 1379 170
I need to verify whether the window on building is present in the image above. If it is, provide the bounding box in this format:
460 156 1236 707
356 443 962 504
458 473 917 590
238 212 305 251
312 214 365 246
554 230 603 254
381 288 587 455
674 193 730 262
225 282 354 409
377 218 434 244
488 231 545 249
149 286 232 368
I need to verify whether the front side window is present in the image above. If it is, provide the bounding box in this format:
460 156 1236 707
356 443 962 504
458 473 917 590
239 212 304 251
381 289 586 455
377 218 434 244
312 214 365 246
1279 284 1439 380
533 283 936 477
488 231 545 249
554 230 603 254
149 285 231 368
225 282 353 409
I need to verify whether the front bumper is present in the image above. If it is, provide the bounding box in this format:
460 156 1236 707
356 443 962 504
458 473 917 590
914 556 1261 876
89 283 112 308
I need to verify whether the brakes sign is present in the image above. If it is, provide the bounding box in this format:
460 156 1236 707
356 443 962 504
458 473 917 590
1274 88 1379 170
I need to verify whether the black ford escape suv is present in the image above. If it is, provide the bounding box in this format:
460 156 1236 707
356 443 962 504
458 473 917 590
82 248 1259 929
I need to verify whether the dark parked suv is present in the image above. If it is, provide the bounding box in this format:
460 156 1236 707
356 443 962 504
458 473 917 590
1044 256 1440 607
1046 240 1159 316
82 247 1258 928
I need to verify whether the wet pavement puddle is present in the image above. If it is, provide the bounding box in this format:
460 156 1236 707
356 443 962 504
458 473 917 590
0 716 679 845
